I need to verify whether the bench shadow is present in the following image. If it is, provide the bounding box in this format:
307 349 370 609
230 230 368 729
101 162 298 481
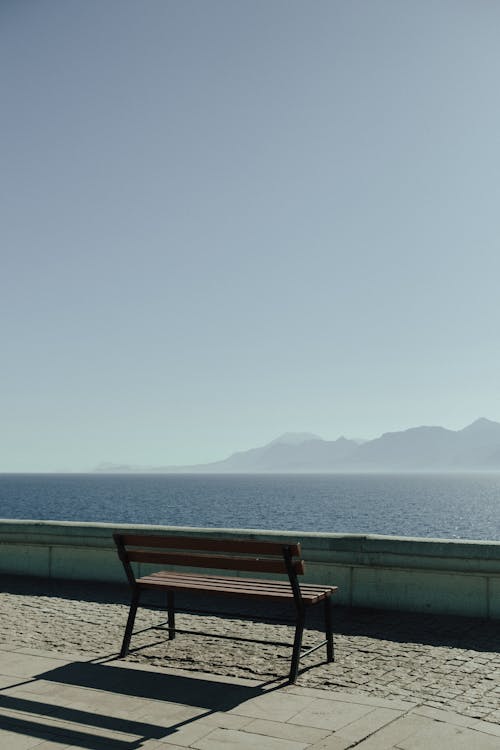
38 659 271 708
0 659 275 749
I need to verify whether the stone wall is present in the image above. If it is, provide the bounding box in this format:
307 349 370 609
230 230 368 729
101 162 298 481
1 519 499 618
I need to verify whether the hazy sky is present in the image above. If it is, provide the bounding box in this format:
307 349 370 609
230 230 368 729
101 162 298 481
2 1 500 471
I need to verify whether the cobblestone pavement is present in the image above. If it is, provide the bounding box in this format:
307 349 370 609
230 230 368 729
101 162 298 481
1 576 499 724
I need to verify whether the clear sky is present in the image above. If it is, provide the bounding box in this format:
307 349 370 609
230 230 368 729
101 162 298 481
2 0 500 471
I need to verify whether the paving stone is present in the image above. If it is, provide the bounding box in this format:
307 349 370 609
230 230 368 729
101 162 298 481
0 675 24 689
0 728 48 749
287 686 417 711
131 701 210 729
288 697 376 731
242 717 331 743
348 714 435 749
191 727 309 750
140 743 187 750
470 719 500 737
411 705 478 727
0 652 75 680
153 710 253 747
396 721 500 750
229 692 317 722
335 707 403 743
307 735 355 750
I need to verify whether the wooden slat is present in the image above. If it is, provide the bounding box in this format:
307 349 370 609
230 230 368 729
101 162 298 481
115 533 301 557
139 574 292 595
144 572 292 591
127 549 304 575
141 570 336 595
152 570 332 593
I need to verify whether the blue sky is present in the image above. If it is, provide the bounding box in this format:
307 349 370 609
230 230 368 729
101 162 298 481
2 0 500 471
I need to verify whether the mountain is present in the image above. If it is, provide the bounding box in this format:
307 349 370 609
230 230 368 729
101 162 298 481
456 418 500 467
202 434 359 472
269 432 322 445
189 418 500 472
94 419 500 473
351 425 457 469
350 418 500 470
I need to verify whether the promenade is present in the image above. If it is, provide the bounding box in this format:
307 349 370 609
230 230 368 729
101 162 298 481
0 576 499 748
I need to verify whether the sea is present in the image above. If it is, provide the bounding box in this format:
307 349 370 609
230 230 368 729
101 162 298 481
1 472 499 541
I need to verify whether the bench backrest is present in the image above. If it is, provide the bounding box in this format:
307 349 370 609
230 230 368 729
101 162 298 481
113 533 304 586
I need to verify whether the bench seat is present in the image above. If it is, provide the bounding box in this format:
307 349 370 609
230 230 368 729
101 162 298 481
137 570 336 605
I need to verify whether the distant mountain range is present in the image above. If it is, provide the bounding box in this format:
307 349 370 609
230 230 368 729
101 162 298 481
95 418 500 473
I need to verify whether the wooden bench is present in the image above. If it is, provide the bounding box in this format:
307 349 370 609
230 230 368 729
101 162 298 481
113 533 338 683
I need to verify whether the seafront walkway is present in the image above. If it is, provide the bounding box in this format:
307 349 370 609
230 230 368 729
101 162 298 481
0 576 499 748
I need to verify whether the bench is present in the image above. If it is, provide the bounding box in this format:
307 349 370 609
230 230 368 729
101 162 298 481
113 533 338 683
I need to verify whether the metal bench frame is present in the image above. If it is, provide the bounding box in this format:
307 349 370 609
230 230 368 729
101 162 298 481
113 533 338 683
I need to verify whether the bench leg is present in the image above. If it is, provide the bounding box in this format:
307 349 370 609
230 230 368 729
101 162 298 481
324 596 334 662
120 588 140 657
167 591 175 640
289 610 305 684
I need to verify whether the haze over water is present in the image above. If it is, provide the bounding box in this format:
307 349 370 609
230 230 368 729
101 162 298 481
1 473 499 541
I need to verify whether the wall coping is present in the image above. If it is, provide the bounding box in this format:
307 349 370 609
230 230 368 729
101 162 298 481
1 518 500 563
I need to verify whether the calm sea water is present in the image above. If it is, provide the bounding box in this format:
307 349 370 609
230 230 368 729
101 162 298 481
1 473 499 540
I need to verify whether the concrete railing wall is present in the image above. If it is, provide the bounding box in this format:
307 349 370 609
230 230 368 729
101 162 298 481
1 520 499 619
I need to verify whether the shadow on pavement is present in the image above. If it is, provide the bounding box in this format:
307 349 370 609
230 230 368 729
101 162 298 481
37 659 268 709
333 606 500 653
0 657 271 749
